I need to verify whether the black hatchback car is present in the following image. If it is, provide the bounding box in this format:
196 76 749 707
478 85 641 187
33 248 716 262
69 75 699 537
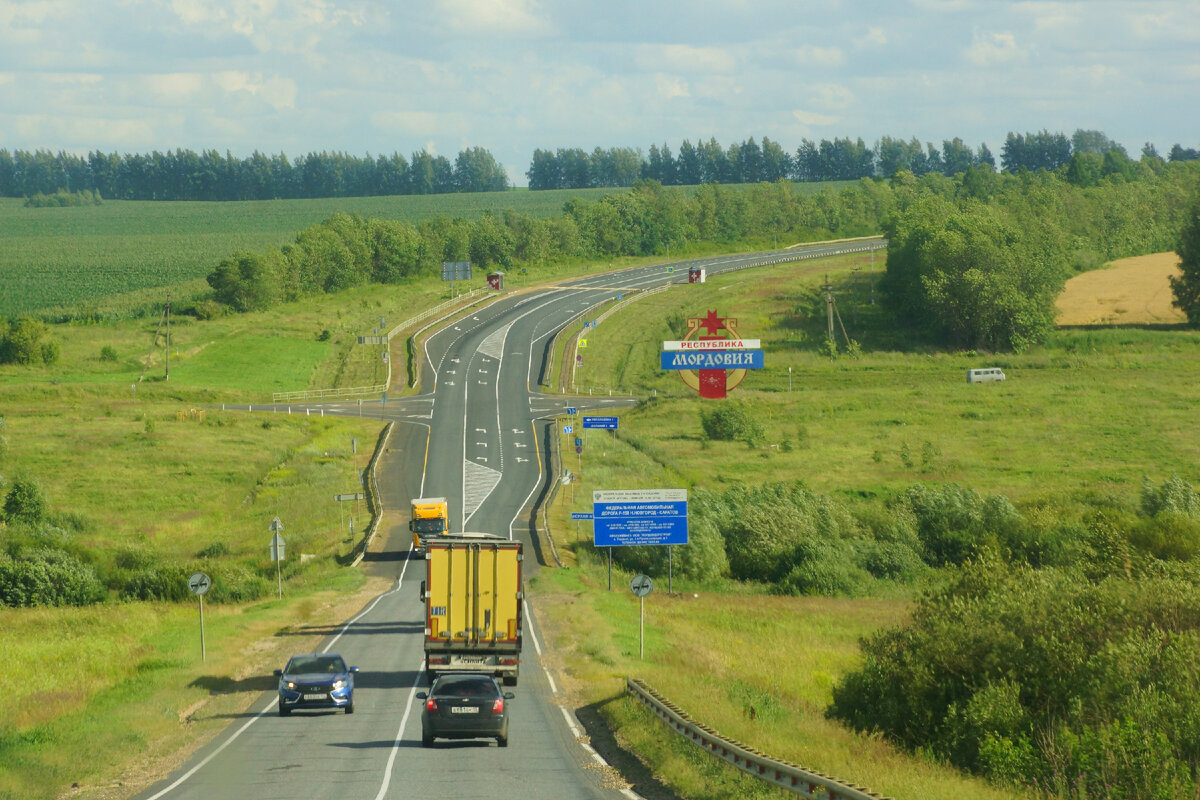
416 673 515 747
275 653 359 716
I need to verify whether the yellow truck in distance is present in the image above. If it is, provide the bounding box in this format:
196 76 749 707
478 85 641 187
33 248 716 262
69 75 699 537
420 533 523 686
409 497 449 551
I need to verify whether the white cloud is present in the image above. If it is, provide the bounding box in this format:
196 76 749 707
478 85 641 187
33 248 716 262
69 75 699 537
1013 1 1077 31
170 0 227 25
0 0 71 26
143 72 207 99
1062 64 1120 86
371 111 447 137
655 44 736 74
810 83 854 110
213 71 298 109
43 72 103 85
434 0 552 36
792 109 838 126
655 74 690 100
965 31 1021 66
856 27 887 47
793 45 844 67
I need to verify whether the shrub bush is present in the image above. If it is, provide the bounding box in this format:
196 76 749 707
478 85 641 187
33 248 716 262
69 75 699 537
207 563 270 603
0 550 105 607
3 475 48 526
120 563 191 602
828 560 1200 799
699 401 764 443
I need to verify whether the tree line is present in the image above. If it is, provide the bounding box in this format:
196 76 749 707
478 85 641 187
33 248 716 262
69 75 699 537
203 153 1200 357
0 146 509 201
528 129 1200 190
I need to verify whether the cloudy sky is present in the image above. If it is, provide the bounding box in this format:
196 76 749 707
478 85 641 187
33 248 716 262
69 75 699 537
1 0 1196 184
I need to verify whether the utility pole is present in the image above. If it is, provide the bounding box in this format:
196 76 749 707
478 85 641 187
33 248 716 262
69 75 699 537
824 275 835 343
164 292 170 381
870 249 876 305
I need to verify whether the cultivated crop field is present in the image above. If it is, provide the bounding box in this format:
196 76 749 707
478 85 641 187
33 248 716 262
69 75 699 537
0 189 613 317
1055 251 1186 326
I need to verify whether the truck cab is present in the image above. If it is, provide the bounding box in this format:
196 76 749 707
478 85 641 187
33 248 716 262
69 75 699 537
410 497 449 551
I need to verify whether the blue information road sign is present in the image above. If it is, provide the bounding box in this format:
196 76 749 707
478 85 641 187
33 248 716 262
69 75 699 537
582 416 619 429
660 350 764 370
571 512 594 520
593 489 688 547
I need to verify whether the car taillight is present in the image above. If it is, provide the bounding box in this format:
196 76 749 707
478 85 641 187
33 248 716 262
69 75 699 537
499 657 518 666
426 698 438 712
491 697 504 714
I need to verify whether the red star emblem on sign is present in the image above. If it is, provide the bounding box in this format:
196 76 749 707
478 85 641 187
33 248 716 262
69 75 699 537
698 310 725 336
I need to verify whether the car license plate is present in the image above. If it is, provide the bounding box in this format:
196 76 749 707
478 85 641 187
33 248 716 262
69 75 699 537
303 693 327 700
451 706 479 714
457 657 486 664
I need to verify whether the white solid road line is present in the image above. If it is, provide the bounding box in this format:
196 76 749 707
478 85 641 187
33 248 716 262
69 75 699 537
372 659 426 800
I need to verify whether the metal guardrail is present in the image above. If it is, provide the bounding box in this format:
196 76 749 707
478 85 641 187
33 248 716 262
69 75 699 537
273 289 485 403
626 678 893 800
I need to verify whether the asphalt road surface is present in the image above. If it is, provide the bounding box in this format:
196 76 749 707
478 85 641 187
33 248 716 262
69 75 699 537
135 241 881 800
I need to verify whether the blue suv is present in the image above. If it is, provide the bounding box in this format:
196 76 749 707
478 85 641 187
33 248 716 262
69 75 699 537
275 653 358 716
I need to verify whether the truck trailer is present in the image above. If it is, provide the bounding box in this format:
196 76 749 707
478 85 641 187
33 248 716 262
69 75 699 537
409 497 449 551
420 532 522 685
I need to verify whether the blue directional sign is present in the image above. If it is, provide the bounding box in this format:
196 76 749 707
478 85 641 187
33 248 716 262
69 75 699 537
661 350 764 370
593 489 688 547
583 416 619 430
571 512 594 520
566 407 577 415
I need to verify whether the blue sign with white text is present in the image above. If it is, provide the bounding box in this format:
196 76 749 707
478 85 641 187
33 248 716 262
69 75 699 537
660 350 764 370
594 500 688 547
582 416 619 429
571 512 594 520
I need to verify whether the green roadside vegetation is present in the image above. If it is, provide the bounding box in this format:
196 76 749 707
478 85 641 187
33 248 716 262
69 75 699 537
1 160 1198 800
528 249 1200 800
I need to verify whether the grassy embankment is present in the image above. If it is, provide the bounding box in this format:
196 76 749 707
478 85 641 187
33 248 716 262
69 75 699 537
0 281 426 798
527 251 1199 800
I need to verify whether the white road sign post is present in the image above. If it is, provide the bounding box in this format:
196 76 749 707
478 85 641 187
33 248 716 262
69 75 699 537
630 574 654 659
188 572 212 661
270 531 286 599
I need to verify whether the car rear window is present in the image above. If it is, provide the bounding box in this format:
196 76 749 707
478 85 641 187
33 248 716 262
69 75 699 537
433 677 497 697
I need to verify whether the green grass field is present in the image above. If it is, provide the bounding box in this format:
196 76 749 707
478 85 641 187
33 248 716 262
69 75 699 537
3 210 1194 800
526 250 1200 800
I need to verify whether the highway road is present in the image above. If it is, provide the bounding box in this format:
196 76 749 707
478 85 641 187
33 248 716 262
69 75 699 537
135 240 881 800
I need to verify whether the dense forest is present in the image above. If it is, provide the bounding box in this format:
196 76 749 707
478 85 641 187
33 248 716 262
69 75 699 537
0 146 510 200
4 129 1198 201
527 129 1200 190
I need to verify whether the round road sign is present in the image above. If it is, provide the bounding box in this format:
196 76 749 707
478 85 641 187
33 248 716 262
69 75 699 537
630 574 654 597
188 572 212 596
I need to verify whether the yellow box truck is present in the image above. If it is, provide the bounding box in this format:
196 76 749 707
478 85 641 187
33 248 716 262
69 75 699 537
420 533 523 685
409 497 449 551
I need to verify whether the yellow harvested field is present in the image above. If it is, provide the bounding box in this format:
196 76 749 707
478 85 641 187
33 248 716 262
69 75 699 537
1056 252 1185 326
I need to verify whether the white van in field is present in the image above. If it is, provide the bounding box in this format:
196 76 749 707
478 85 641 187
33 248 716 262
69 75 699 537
967 367 1006 383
